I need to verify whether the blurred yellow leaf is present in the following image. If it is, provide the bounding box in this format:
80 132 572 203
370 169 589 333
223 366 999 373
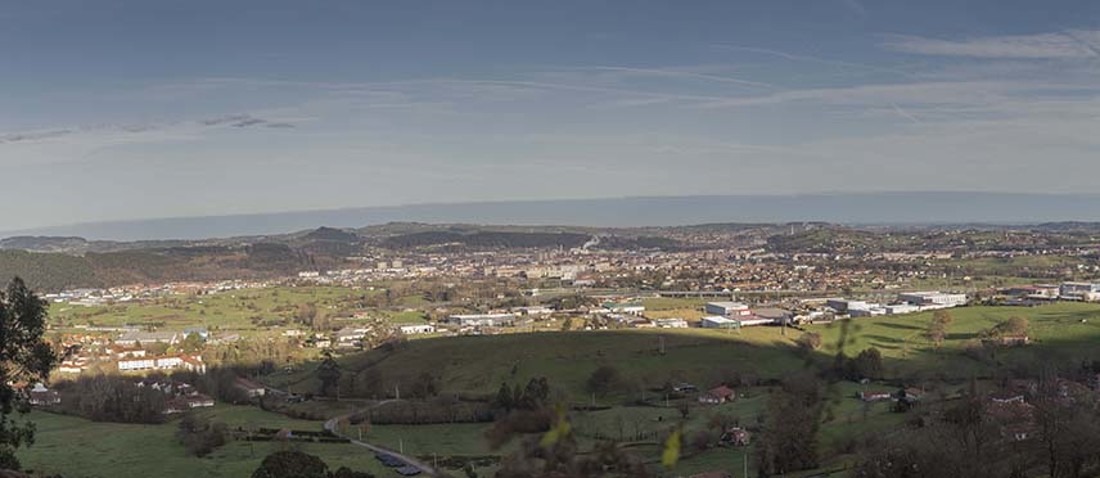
541 404 572 447
662 428 681 469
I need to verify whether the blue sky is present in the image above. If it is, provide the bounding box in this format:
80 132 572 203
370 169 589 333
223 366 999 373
2 0 1099 230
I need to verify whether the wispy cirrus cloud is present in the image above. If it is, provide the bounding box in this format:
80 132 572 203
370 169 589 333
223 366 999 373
0 113 294 147
575 66 776 90
198 113 296 129
0 129 75 144
883 30 1100 59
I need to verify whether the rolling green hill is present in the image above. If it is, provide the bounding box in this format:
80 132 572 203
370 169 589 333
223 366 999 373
269 303 1100 401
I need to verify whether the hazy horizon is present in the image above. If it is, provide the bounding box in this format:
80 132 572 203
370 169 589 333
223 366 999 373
9 192 1100 241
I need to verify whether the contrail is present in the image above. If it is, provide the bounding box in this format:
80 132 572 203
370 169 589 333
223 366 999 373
585 66 777 90
715 44 915 78
891 102 922 124
1062 30 1100 59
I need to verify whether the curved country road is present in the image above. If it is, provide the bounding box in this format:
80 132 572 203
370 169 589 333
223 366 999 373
323 410 449 477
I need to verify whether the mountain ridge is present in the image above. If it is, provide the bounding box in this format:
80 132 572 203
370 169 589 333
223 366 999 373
9 192 1100 241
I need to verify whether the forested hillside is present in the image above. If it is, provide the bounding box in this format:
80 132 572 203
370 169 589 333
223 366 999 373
0 244 318 291
0 250 101 290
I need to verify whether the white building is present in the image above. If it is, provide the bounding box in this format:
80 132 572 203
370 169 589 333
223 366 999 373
898 291 968 307
701 316 738 329
602 302 646 315
1060 282 1100 301
654 318 689 329
118 354 205 373
444 313 516 327
849 307 887 317
827 299 874 313
705 302 751 317
118 357 156 372
335 327 370 347
115 330 181 347
736 317 779 327
515 305 554 316
885 304 920 315
399 324 436 335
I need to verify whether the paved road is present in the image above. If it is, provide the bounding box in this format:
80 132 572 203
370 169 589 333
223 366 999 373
324 408 448 477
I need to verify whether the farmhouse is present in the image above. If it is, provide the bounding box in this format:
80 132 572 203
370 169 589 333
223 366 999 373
235 377 267 398
990 335 1031 346
28 383 60 406
720 427 751 447
699 385 736 404
859 391 893 402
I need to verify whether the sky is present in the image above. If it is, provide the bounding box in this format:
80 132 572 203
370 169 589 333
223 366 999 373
2 0 1100 231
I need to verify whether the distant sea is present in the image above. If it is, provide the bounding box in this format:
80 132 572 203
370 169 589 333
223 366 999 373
6 192 1100 241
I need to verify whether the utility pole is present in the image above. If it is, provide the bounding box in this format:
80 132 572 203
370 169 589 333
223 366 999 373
399 438 404 454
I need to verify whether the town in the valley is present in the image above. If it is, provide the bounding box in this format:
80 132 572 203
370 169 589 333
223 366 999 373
9 223 1100 477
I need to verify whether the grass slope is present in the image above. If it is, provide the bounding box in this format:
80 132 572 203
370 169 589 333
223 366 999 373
808 302 1100 379
17 406 391 478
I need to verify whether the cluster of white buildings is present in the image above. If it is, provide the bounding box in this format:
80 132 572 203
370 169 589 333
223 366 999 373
1003 281 1100 302
827 291 968 318
700 301 784 329
443 313 517 328
118 353 206 373
1058 282 1100 301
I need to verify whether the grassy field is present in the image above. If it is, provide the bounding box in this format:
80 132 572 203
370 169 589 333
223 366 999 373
277 327 806 400
29 302 1100 477
272 302 1100 400
808 301 1100 379
641 297 711 321
48 286 383 333
17 406 394 478
385 310 430 324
